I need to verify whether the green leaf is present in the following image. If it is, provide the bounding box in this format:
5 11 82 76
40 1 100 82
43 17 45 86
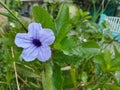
81 71 88 84
114 45 119 57
103 50 111 64
54 24 72 49
6 67 12 85
52 64 64 90
61 37 75 49
110 55 120 71
115 71 120 85
71 47 100 59
112 56 120 67
52 51 79 64
54 4 72 50
16 63 40 78
61 37 76 55
81 41 99 48
55 4 69 32
42 62 56 90
32 6 55 32
94 54 107 72
104 83 120 90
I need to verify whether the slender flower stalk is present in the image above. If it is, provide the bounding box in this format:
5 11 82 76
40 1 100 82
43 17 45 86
42 62 54 90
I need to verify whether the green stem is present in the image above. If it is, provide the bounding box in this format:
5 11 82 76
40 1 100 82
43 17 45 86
0 12 15 20
0 2 27 31
42 61 54 90
92 0 110 22
70 64 77 86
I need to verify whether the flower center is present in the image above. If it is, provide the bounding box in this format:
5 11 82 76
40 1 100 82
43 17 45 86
32 39 42 47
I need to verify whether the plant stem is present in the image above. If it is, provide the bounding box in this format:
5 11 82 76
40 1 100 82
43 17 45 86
42 61 54 90
11 47 20 90
0 2 27 32
17 75 30 87
14 62 20 90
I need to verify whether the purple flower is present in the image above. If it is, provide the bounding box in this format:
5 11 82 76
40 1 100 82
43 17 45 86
15 23 55 62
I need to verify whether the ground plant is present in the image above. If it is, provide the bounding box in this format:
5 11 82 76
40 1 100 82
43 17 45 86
0 1 120 90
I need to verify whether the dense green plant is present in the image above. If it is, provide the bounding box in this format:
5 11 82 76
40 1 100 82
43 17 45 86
74 0 120 7
1 1 120 90
4 0 21 12
42 2 61 19
74 0 118 22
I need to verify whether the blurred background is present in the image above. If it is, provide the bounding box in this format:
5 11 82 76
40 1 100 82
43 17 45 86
1 0 120 17
1 0 120 90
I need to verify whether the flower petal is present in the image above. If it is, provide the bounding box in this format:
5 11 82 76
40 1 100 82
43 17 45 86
21 45 38 62
15 33 32 48
37 46 51 62
40 29 55 45
28 22 42 39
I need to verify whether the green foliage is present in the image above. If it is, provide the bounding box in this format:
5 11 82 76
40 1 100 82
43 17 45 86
54 4 72 50
52 64 64 90
32 6 55 32
42 62 55 90
7 0 21 12
1 2 120 90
